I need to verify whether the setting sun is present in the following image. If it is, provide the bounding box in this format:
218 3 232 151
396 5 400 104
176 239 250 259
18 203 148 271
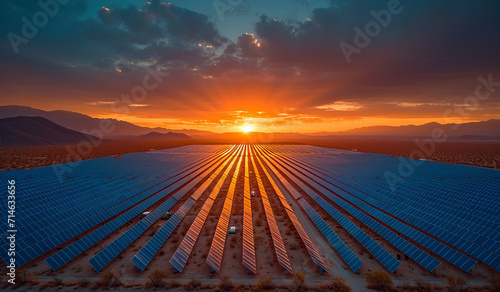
241 124 254 133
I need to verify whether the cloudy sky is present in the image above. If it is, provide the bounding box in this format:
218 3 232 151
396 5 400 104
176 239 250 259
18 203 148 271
1 0 499 132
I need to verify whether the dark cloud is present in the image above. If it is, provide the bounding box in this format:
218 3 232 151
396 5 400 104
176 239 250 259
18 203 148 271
0 0 499 129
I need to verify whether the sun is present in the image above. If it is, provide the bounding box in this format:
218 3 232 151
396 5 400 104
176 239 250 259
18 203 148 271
241 124 254 133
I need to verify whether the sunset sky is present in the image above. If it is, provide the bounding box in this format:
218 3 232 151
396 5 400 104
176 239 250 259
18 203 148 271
1 0 499 133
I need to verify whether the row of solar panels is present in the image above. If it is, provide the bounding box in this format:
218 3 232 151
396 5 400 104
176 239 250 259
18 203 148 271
44 146 233 270
170 146 244 273
252 146 329 273
256 145 400 273
268 144 499 272
131 146 238 271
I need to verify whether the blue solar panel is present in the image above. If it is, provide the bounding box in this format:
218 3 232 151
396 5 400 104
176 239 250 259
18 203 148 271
298 198 363 272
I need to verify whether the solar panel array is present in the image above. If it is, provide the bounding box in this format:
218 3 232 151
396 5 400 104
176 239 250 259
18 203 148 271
206 147 244 273
46 147 231 271
169 146 244 272
255 146 400 273
264 148 441 273
249 147 293 274
2 142 497 278
253 146 329 273
265 144 499 272
242 146 257 274
131 147 236 271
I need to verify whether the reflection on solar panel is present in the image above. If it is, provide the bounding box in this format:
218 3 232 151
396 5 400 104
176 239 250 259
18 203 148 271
3 142 498 276
241 146 257 274
249 147 293 274
131 146 237 271
256 145 363 273
257 147 400 272
169 146 244 273
252 146 329 273
206 147 244 273
261 146 441 273
46 147 232 271
272 148 475 272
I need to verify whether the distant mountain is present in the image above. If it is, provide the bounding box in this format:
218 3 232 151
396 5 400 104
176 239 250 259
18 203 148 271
137 131 191 140
0 116 97 146
310 120 500 138
0 106 215 137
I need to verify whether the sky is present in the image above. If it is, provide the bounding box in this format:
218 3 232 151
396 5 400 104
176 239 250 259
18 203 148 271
1 0 500 133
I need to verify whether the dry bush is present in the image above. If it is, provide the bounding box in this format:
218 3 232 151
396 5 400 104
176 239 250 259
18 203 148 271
77 278 90 288
445 275 467 292
293 271 306 290
289 242 299 250
257 275 275 290
217 276 234 291
414 280 432 291
487 273 500 291
365 270 394 291
184 278 202 290
168 280 182 288
15 268 36 286
50 277 63 286
95 269 122 289
326 277 352 292
148 270 167 287
231 284 246 292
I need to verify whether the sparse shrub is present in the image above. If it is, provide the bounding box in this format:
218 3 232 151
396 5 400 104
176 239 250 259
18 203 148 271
365 270 393 291
289 242 299 250
257 276 275 290
415 280 432 291
51 277 63 286
148 270 167 287
329 277 352 292
293 271 306 289
232 284 246 292
445 275 467 292
256 218 263 226
77 278 90 288
96 269 122 289
184 278 202 290
217 276 234 291
398 281 413 292
168 280 182 288
16 269 32 286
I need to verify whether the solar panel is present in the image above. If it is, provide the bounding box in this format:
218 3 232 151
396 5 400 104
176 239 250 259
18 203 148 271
261 145 440 273
206 147 244 273
298 197 363 272
274 147 478 272
131 146 239 271
252 146 329 273
169 146 244 273
45 147 233 271
241 146 257 274
256 147 399 273
248 146 293 274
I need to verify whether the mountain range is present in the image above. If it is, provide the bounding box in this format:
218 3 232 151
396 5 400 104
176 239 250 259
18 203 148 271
0 105 212 137
0 116 98 146
1 105 499 141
